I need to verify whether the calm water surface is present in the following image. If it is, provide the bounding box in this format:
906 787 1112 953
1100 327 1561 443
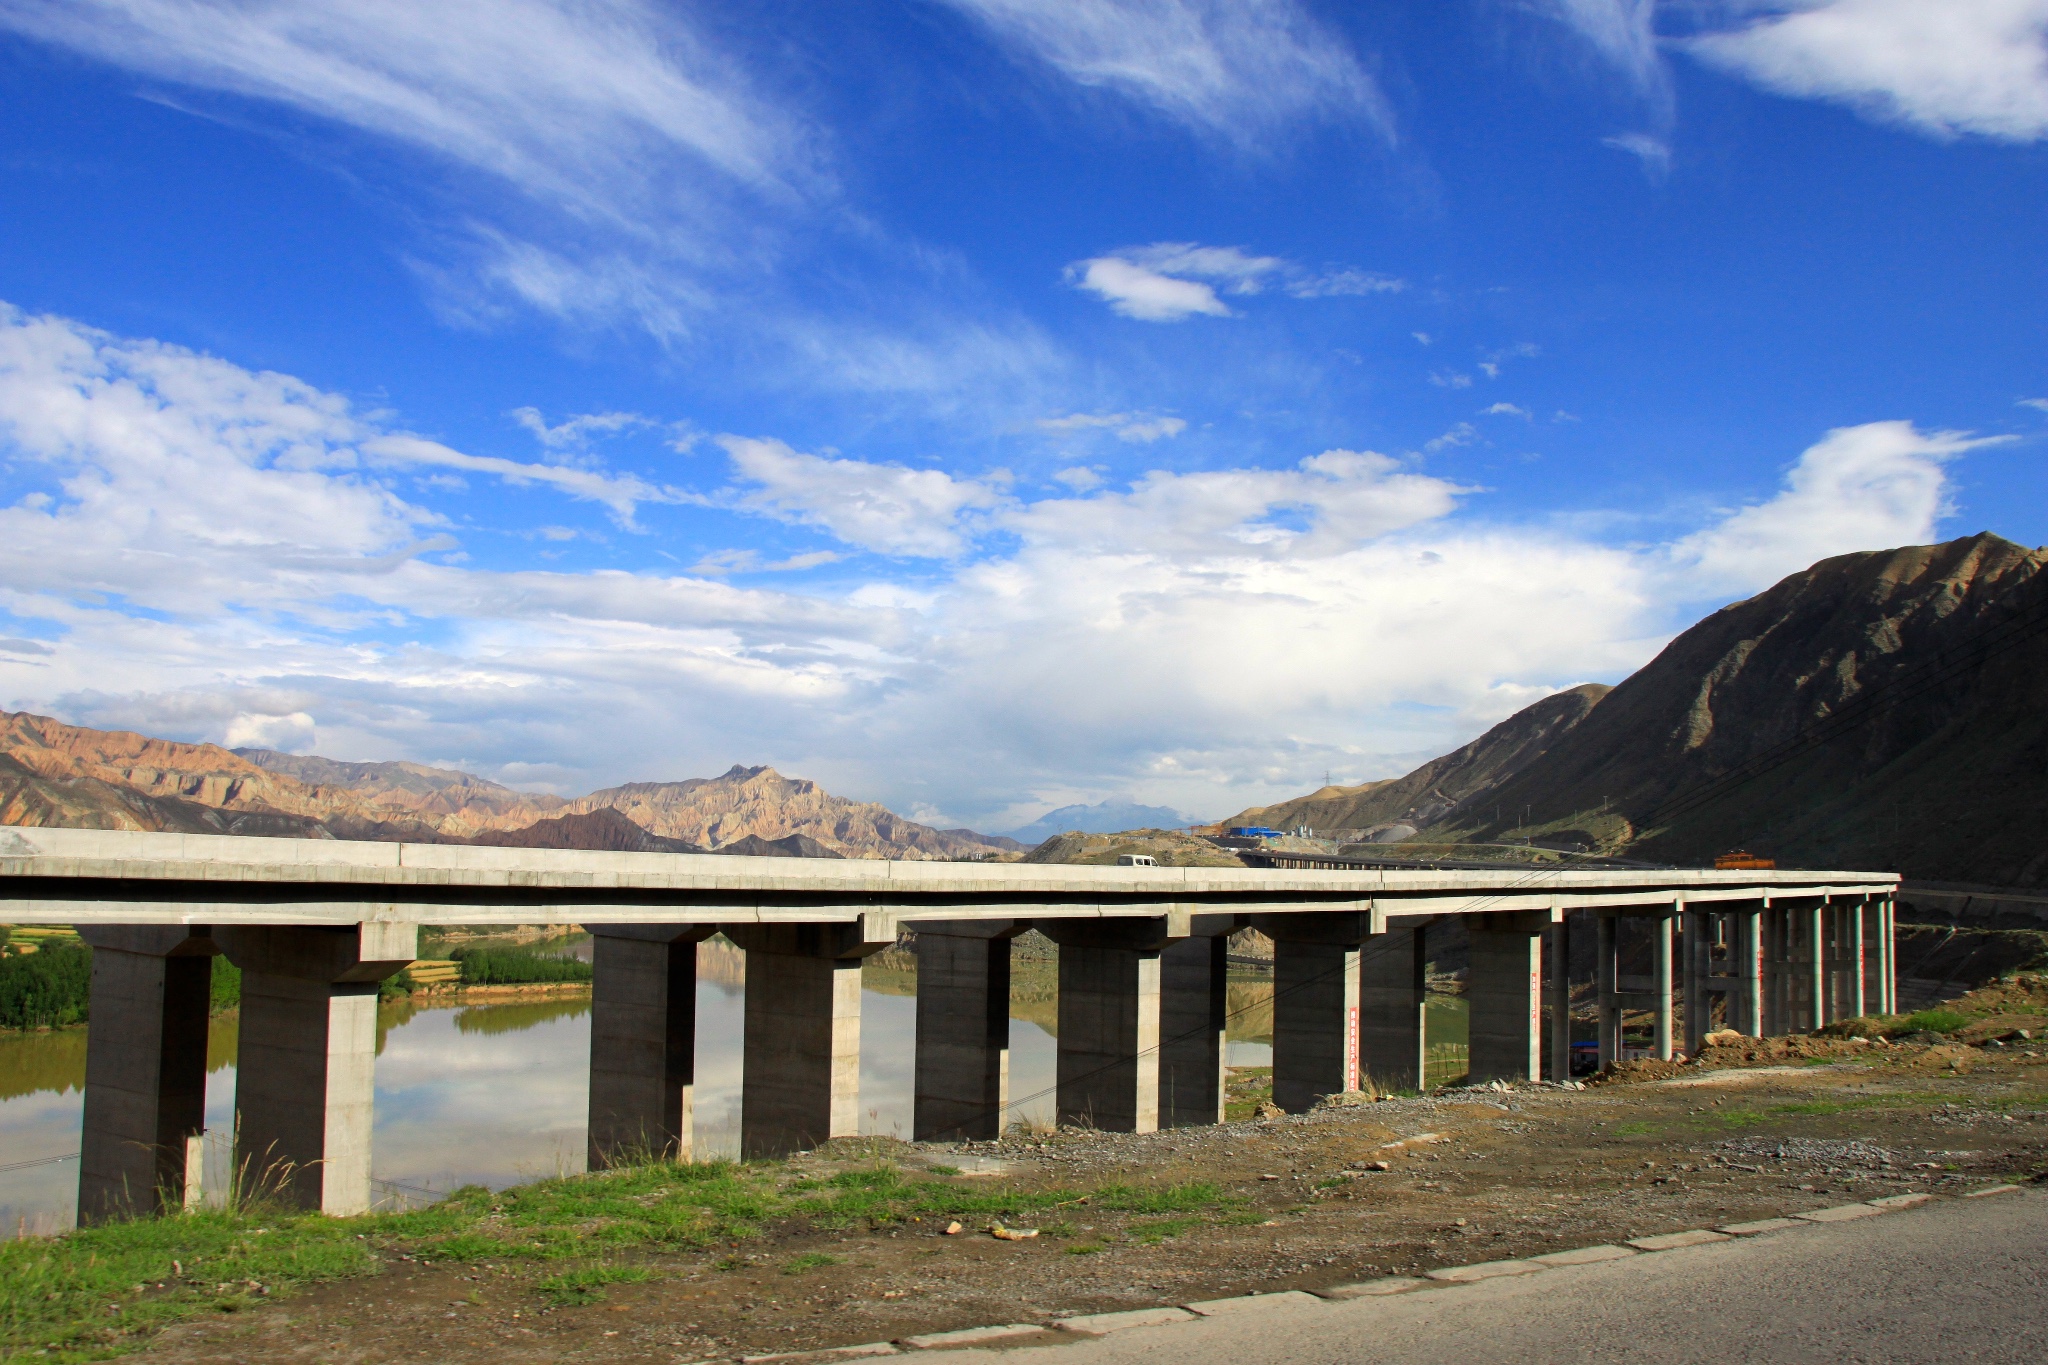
0 947 1276 1235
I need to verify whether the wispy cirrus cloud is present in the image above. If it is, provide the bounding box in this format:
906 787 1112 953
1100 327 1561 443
0 0 817 337
1038 411 1188 443
931 0 1394 147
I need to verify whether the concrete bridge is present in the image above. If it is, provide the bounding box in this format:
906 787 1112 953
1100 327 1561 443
0 827 1898 1223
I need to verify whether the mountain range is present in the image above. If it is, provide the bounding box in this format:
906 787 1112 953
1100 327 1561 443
0 715 1020 860
1003 799 1192 846
1232 533 2048 886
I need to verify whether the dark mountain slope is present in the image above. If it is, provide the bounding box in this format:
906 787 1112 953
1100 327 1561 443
1441 533 2048 882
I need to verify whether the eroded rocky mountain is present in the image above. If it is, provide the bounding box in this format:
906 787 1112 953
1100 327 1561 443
0 713 1011 859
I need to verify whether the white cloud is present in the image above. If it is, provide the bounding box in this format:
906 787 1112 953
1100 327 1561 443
691 548 843 576
0 307 1998 827
1603 130 1673 175
932 0 1394 146
2021 397 2048 412
1424 422 1479 453
716 437 1005 557
0 0 803 213
1688 1 2048 142
512 408 654 450
1662 419 2007 597
1483 402 1533 419
1430 370 1474 389
1285 268 1407 298
1066 242 1399 321
1067 256 1230 321
1413 332 1433 346
1037 411 1188 442
1537 0 1667 96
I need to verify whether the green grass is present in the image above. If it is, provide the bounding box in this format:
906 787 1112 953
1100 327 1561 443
1063 1243 1104 1256
1126 1216 1201 1245
1611 1122 1655 1136
781 1252 838 1275
1899 1009 1968 1035
536 1263 650 1305
0 1160 1239 1361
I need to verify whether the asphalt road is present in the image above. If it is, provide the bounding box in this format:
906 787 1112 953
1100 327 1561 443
923 1189 2048 1365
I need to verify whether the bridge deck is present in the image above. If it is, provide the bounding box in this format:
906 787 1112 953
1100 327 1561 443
0 825 1897 926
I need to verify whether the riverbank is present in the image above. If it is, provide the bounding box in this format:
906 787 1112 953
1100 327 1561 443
4 972 2041 1365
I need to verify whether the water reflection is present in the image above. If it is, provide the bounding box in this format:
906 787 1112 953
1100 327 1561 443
0 943 1277 1235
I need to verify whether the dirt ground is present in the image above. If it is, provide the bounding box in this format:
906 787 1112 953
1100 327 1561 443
138 1007 2048 1365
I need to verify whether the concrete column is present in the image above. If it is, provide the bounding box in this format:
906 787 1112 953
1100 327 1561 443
1159 917 1236 1128
588 925 714 1168
1851 898 1868 1019
1596 912 1619 1070
1738 902 1765 1037
1255 912 1378 1111
912 920 1022 1142
215 923 417 1216
1546 916 1572 1082
726 921 894 1159
1807 902 1827 1031
1653 908 1675 1061
1360 918 1428 1093
1039 918 1178 1133
76 927 215 1223
1881 895 1898 1014
1468 911 1549 1084
1681 907 1704 1057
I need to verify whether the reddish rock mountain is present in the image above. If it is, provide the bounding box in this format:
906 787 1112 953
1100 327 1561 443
0 713 1010 860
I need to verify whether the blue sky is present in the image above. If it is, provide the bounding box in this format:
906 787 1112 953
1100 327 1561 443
0 1 2044 833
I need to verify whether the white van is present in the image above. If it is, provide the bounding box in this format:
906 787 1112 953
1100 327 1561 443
1115 853 1157 867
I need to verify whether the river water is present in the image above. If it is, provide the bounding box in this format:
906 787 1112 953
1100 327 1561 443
0 942 1278 1236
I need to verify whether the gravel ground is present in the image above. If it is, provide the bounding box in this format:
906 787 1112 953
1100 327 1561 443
134 1038 2048 1365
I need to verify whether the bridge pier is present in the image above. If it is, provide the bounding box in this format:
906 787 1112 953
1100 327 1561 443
213 923 417 1215
1360 918 1428 1093
1256 912 1377 1112
1468 911 1550 1083
1159 917 1236 1127
912 921 1023 1141
1547 915 1573 1081
75 927 214 1223
588 925 715 1167
726 923 893 1158
1040 918 1178 1133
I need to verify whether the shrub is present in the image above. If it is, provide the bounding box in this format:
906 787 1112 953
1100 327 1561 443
451 947 593 986
1898 1008 1967 1036
0 943 92 1030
